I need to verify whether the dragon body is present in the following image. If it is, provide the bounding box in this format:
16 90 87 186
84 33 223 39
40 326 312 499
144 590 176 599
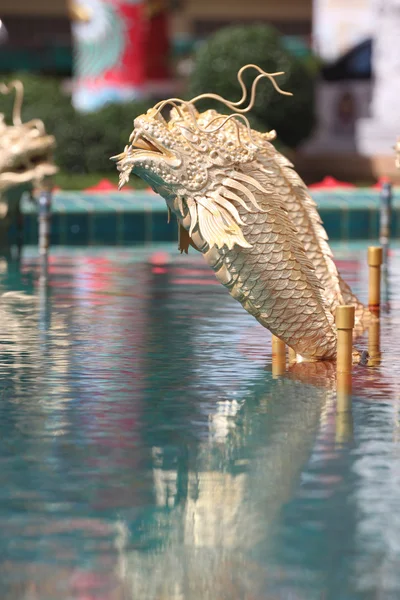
0 81 57 246
196 110 368 322
114 66 368 361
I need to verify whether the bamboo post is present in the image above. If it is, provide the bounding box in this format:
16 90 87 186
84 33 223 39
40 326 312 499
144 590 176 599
271 335 286 377
368 246 383 313
336 305 355 373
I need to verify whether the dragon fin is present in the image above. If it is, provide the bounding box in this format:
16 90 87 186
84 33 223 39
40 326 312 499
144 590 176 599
178 223 200 254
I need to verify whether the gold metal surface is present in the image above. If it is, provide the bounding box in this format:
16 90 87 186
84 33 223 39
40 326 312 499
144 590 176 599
272 335 286 377
368 318 381 366
272 335 286 357
195 107 369 324
336 306 355 373
336 371 353 445
368 246 383 309
114 64 368 362
368 246 383 267
67 0 92 22
0 81 58 193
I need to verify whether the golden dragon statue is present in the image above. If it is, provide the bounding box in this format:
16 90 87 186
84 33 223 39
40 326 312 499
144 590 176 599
114 65 371 362
0 81 57 191
0 80 57 246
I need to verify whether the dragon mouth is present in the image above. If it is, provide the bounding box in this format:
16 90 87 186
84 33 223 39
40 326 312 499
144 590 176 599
115 130 180 172
0 134 56 173
128 131 176 163
130 132 165 155
113 126 181 188
9 153 54 174
0 151 58 190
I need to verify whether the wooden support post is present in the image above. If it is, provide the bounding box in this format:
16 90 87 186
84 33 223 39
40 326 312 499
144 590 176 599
336 305 355 374
368 246 383 313
271 335 286 377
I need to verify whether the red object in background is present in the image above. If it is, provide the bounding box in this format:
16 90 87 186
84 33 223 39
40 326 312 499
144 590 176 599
72 1 148 110
84 179 119 192
371 176 390 190
83 179 135 192
146 0 170 81
103 1 147 89
73 0 170 111
309 176 356 190
149 251 170 266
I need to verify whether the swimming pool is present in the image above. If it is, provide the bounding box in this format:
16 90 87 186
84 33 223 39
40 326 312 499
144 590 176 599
0 242 399 599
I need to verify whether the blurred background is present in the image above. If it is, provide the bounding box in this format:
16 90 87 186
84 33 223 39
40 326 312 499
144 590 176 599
0 0 397 186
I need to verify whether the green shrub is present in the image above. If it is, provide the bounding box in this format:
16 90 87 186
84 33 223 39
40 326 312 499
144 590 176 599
189 25 316 148
65 101 152 174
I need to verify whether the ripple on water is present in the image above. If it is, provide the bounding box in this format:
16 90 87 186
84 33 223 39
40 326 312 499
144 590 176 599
0 243 399 599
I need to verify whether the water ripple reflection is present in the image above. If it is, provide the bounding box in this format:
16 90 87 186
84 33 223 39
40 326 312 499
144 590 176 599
0 243 399 599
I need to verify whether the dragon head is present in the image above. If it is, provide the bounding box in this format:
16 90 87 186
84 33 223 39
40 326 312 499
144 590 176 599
114 65 291 249
116 106 258 189
115 107 268 248
0 81 58 192
0 119 57 191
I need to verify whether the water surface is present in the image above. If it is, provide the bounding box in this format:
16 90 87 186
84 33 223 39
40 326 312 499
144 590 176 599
0 243 399 599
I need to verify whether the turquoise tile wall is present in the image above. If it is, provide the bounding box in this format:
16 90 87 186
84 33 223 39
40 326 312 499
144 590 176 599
18 188 399 245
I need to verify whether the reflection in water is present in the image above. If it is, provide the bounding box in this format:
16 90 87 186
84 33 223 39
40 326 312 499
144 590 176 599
123 373 331 600
368 318 381 366
336 372 353 446
0 244 399 598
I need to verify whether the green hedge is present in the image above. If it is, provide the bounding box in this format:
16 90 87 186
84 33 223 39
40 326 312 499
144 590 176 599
189 25 316 148
0 73 151 176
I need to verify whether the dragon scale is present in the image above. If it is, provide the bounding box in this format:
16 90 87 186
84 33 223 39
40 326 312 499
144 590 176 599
253 139 368 321
168 160 337 360
196 110 369 323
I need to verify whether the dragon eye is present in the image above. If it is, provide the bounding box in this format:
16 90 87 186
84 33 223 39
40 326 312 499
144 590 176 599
179 127 197 143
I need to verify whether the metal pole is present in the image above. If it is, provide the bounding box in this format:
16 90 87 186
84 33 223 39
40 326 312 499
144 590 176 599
38 187 52 258
336 305 355 374
368 246 383 314
335 306 354 445
271 335 286 377
379 180 392 267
